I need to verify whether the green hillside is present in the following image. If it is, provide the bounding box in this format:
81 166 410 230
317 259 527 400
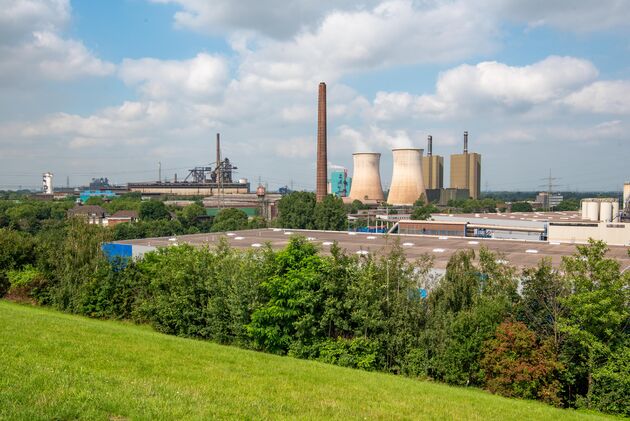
0 301 615 420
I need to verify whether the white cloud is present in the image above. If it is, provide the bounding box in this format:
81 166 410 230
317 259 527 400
234 0 497 90
372 56 599 120
563 81 630 115
150 0 379 39
0 0 114 82
119 53 229 100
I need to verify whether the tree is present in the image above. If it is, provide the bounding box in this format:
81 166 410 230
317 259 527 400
277 191 316 229
556 199 580 211
511 202 533 212
0 228 35 296
482 321 562 405
411 198 438 221
177 203 207 228
139 200 170 221
518 259 569 351
211 208 248 232
559 240 630 412
314 195 346 231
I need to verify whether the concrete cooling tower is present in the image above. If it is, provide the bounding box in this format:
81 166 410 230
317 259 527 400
387 148 427 206
349 153 385 202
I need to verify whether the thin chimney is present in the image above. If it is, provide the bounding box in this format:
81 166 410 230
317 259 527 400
216 133 221 183
427 135 433 156
463 131 468 154
316 82 327 202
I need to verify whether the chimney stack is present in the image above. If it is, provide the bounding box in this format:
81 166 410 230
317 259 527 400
463 131 468 153
427 135 433 156
316 82 327 202
216 132 221 183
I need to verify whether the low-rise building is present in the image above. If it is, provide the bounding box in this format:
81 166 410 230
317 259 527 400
107 210 139 226
68 205 107 225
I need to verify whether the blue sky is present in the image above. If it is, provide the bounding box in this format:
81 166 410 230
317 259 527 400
0 0 629 191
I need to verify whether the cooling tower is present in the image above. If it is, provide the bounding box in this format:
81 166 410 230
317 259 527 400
387 148 427 206
349 153 385 202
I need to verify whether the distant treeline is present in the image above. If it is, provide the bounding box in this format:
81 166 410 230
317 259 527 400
0 218 628 416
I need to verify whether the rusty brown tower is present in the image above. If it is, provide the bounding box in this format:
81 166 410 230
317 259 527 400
316 82 327 202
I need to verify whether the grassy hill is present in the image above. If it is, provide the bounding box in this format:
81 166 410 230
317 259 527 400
0 301 616 420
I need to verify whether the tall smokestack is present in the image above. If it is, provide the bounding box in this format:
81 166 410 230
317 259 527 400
316 82 327 202
427 135 433 156
463 131 468 153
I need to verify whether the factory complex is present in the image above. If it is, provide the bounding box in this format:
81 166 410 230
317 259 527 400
38 81 629 250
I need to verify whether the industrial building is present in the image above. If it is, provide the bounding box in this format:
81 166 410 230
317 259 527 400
329 170 352 197
422 135 443 190
535 192 563 210
348 153 385 202
105 228 630 271
388 148 427 205
450 131 481 199
128 133 250 197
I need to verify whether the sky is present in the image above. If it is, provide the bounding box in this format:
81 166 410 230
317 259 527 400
0 0 629 192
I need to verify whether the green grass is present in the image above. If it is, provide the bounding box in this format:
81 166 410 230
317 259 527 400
0 301 616 420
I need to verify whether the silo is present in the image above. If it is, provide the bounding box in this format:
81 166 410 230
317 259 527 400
586 200 600 221
600 201 613 222
387 148 427 206
612 200 620 222
624 182 630 211
349 153 385 202
581 200 589 220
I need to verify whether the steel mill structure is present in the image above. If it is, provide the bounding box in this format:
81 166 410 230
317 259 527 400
450 131 481 199
316 82 327 203
387 148 427 206
349 153 385 202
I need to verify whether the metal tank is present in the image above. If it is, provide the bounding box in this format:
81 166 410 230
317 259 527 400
612 200 620 222
349 153 385 202
600 201 613 222
581 200 589 220
586 200 600 221
387 148 427 206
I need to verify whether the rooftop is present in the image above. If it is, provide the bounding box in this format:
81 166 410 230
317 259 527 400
113 228 630 271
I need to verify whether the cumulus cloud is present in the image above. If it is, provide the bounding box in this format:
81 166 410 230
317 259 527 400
119 53 229 100
234 0 497 90
0 0 114 82
372 56 599 119
151 0 380 39
563 81 630 115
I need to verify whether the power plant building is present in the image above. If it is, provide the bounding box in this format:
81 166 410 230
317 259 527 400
388 148 427 205
329 170 352 197
422 135 443 190
349 153 385 202
450 131 481 199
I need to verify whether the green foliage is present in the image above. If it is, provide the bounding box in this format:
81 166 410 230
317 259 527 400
277 191 316 229
211 208 249 232
411 201 438 220
0 228 35 296
317 337 381 370
313 195 346 231
559 240 630 413
139 200 170 221
511 202 534 212
556 199 580 211
446 198 497 213
84 197 105 206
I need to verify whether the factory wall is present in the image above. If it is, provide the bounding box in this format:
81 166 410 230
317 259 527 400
547 222 630 246
128 185 250 196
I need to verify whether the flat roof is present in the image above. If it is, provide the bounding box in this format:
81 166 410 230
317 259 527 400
113 228 630 271
433 211 586 223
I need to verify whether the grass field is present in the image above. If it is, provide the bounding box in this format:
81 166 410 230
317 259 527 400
0 301 617 420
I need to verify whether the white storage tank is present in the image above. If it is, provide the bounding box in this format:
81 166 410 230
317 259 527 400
612 201 620 222
581 200 589 220
238 178 248 184
600 201 613 222
586 201 600 221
